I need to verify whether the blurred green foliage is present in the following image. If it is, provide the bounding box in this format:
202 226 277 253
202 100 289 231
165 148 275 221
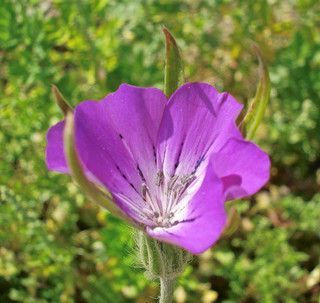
0 0 319 302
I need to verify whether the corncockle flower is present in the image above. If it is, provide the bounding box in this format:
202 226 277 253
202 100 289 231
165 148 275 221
46 82 270 254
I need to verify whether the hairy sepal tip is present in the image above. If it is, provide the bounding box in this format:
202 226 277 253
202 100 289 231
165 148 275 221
52 85 73 116
238 42 271 140
163 28 184 98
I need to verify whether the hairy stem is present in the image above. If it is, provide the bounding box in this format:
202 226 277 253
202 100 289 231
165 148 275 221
159 278 175 303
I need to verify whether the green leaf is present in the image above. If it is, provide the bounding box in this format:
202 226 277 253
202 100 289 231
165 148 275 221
63 113 143 230
163 28 184 98
239 42 271 140
52 85 73 116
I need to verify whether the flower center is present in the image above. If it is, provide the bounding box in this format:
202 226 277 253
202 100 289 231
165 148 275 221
141 170 196 228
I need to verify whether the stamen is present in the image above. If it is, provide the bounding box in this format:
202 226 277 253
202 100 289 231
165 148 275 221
166 212 174 219
143 207 155 217
181 174 196 185
162 218 171 228
167 174 197 217
141 183 161 215
156 170 164 186
116 194 153 225
141 183 148 199
168 175 179 191
140 169 198 228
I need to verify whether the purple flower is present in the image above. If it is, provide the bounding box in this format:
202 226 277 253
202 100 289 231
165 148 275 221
46 83 270 254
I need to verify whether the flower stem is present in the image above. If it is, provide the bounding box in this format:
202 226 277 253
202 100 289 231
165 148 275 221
159 278 175 303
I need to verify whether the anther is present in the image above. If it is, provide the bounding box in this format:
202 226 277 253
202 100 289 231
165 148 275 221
143 208 154 217
166 212 174 219
181 174 196 185
168 175 179 191
156 170 164 186
162 218 171 227
141 183 148 198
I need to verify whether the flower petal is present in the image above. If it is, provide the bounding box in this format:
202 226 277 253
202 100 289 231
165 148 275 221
157 83 243 181
46 120 70 174
74 84 166 188
73 84 167 222
212 138 270 201
146 164 226 254
46 84 167 224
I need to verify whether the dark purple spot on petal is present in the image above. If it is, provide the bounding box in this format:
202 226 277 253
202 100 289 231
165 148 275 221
192 155 205 174
137 164 146 182
152 145 157 164
174 142 184 170
180 217 197 224
164 230 179 237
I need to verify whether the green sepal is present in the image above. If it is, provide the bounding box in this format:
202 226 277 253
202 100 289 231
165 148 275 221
239 42 271 140
52 85 73 116
163 28 184 98
137 231 191 280
63 113 143 230
222 207 240 237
